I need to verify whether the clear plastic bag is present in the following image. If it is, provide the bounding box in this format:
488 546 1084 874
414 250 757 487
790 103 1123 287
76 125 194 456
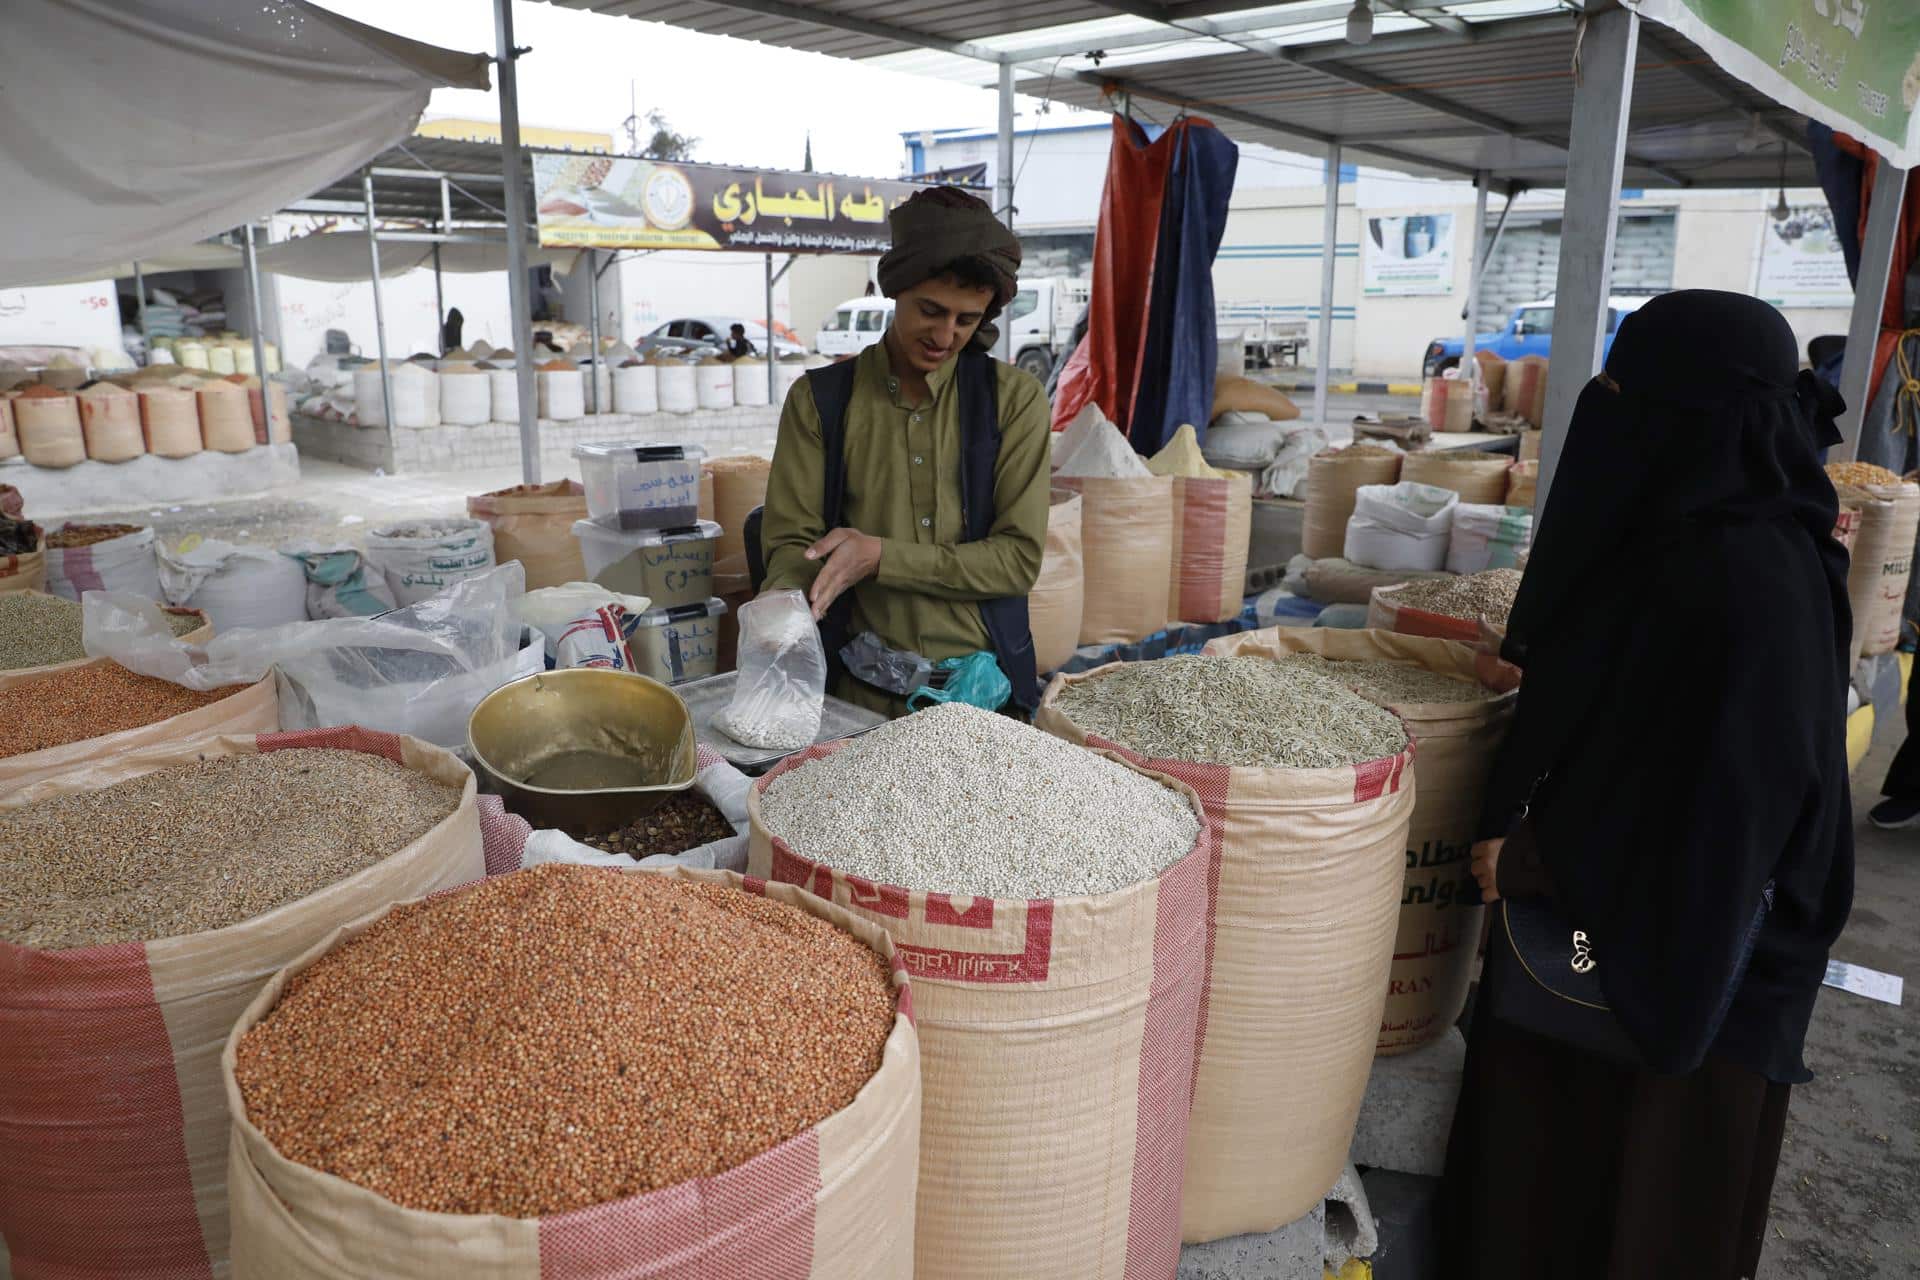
712 589 826 750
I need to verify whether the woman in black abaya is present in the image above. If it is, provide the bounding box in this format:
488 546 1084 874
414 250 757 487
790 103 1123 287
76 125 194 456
1440 291 1855 1279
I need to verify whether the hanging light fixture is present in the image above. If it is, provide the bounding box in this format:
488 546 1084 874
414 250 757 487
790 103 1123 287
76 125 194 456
1771 143 1790 222
1346 0 1374 45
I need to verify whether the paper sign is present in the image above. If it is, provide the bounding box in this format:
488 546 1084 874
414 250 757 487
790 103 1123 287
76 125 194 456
1823 959 1904 1006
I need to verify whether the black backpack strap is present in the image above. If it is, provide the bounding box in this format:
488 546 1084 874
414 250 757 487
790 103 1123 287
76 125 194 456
957 352 1040 711
804 360 862 687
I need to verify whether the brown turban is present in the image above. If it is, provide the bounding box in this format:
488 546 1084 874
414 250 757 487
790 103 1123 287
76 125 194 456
877 187 1021 352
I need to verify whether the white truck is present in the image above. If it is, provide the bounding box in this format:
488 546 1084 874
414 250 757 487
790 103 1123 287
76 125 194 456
815 276 1090 380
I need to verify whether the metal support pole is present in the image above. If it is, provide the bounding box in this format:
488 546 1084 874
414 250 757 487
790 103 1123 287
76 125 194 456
1836 166 1909 460
765 252 778 401
243 223 271 420
1313 144 1341 433
362 170 396 437
996 62 1016 366
1463 171 1489 389
1536 6 1638 515
587 250 602 414
132 261 150 361
495 0 541 481
432 244 445 353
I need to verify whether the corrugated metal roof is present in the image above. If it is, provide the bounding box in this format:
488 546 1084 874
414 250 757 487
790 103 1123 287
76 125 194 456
548 1 1816 189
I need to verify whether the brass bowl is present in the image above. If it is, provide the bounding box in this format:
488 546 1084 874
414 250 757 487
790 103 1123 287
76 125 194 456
467 668 698 835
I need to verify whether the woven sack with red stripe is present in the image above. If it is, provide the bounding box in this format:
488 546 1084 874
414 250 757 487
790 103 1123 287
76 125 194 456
748 743 1211 1280
1204 628 1513 1056
1167 473 1253 624
1035 659 1415 1244
1366 582 1483 645
44 525 161 603
1057 474 1175 645
0 727 485 1280
221 866 921 1280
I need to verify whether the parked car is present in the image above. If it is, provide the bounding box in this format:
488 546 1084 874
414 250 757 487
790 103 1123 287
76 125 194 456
637 317 805 360
815 277 1092 379
1421 293 1656 377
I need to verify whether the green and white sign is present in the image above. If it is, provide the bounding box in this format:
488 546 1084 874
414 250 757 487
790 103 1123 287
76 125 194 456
1634 0 1920 166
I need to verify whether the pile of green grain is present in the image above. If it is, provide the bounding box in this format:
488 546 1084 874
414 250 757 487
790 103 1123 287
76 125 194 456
0 593 200 671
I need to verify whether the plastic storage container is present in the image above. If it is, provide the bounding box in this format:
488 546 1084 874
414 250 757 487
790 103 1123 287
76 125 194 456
572 517 720 609
626 597 727 684
573 441 707 530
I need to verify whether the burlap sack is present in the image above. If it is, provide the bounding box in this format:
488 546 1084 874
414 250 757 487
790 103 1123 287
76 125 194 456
1399 452 1512 505
1057 474 1174 645
1367 583 1482 645
1506 460 1538 508
1169 473 1253 623
1420 377 1472 433
1204 628 1513 1054
1473 351 1506 411
467 481 589 591
1842 481 1920 663
748 743 1211 1280
0 727 485 1280
1031 488 1085 672
1517 429 1542 464
1301 558 1450 607
222 866 919 1280
1035 662 1414 1243
1504 356 1548 426
0 537 45 596
0 602 210 692
1303 448 1402 560
0 670 278 800
1210 376 1300 422
709 455 772 565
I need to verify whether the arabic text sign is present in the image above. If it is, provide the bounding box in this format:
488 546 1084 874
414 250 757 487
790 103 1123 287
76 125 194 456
532 154 931 253
1635 0 1920 167
1754 203 1852 308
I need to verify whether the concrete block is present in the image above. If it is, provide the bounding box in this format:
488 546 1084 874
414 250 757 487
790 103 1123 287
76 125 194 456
1358 1169 1440 1280
1348 1030 1464 1177
1179 1205 1325 1280
5 443 301 517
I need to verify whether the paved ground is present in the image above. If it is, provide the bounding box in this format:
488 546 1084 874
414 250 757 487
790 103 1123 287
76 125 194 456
1760 723 1920 1277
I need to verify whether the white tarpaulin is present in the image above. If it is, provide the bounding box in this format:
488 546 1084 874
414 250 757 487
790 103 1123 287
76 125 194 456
0 0 491 288
256 232 574 281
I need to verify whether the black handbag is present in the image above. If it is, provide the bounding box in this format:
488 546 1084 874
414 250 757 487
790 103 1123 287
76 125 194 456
1485 884 1774 1069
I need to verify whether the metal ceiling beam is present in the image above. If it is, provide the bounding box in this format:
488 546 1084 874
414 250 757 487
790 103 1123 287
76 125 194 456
1285 12 1570 62
1637 30 1808 153
622 0 1008 61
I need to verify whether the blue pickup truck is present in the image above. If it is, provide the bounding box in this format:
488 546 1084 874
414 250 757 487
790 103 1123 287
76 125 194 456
1421 294 1653 378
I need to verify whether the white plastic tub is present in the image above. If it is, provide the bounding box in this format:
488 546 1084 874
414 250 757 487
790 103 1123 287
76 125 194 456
627 597 727 684
572 517 720 609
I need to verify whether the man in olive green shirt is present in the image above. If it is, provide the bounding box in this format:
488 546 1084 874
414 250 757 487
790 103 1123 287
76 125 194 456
760 188 1050 715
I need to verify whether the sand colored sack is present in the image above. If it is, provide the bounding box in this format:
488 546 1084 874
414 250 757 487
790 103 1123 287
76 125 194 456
1036 661 1414 1242
1366 582 1508 646
0 727 485 1280
1168 473 1253 623
222 865 920 1280
1420 377 1472 433
467 481 590 590
45 525 162 602
1506 459 1537 508
1210 375 1300 422
14 387 86 468
0 396 17 460
1504 355 1548 426
1517 429 1542 464
1205 628 1514 1055
1300 558 1450 606
0 670 278 800
708 454 772 565
1057 474 1175 645
1473 350 1506 410
1303 447 1402 559
1030 488 1084 673
0 538 45 596
748 743 1210 1280
197 380 255 452
140 385 205 458
1399 451 1512 505
77 383 145 461
1843 481 1920 662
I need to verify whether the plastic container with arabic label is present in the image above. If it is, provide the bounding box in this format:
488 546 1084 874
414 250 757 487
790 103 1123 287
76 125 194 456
572 517 719 609
627 598 727 684
573 441 707 530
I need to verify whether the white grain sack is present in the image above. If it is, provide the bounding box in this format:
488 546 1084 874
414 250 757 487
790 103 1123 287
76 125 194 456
757 702 1197 898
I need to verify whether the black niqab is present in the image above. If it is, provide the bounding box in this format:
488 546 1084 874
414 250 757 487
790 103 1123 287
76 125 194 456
1480 290 1855 1082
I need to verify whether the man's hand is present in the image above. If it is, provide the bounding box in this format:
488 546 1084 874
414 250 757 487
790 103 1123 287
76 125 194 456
1471 838 1505 903
804 528 884 620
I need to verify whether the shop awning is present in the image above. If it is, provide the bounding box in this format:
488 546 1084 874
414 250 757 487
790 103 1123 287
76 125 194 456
0 0 492 289
254 231 574 282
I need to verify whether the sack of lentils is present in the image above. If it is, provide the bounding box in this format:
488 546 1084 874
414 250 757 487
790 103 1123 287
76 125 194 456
748 703 1211 1280
1034 655 1415 1243
0 591 209 691
1203 627 1514 1056
221 864 920 1279
0 727 484 1280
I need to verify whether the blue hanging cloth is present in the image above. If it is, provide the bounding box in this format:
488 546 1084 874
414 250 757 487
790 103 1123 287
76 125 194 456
1130 119 1240 456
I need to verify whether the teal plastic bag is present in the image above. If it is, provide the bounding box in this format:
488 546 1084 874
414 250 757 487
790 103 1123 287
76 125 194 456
908 651 1011 713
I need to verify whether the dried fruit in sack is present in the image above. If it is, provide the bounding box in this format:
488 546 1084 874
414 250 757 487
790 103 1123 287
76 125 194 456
581 790 734 858
234 865 894 1217
0 749 461 949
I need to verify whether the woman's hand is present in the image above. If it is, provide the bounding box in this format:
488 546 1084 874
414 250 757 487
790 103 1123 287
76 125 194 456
1471 838 1505 903
1474 619 1522 694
